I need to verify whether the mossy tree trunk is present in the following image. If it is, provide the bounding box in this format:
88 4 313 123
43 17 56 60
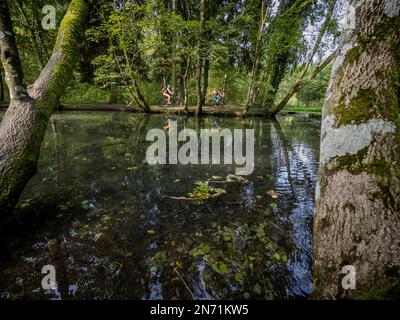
0 0 91 219
314 0 400 299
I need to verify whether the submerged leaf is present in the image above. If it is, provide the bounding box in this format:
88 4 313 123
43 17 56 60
266 190 278 199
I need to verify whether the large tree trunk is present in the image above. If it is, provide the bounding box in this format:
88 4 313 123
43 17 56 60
0 0 91 219
195 0 205 117
314 0 400 299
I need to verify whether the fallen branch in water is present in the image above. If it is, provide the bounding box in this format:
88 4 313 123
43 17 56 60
173 267 195 299
163 192 225 201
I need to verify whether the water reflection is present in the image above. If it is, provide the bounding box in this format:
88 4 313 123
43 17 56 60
0 111 320 300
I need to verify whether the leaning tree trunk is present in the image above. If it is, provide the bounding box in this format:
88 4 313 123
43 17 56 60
270 0 337 116
0 0 91 219
314 0 400 299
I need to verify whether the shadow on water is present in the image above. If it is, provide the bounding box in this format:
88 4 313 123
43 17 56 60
0 111 320 300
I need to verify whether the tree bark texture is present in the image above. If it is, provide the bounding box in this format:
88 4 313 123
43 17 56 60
0 0 91 219
314 0 400 299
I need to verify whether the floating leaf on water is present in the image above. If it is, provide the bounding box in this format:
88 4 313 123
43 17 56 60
81 200 89 209
58 204 69 211
235 273 244 282
273 252 281 261
95 232 104 239
266 190 278 199
101 215 111 222
217 262 229 275
253 284 262 295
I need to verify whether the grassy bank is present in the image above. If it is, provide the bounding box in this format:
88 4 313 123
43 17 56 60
282 105 322 115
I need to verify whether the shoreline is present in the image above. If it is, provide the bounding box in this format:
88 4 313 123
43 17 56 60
0 103 322 119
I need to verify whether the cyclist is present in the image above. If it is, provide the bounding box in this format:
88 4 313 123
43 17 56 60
162 84 174 105
212 88 224 104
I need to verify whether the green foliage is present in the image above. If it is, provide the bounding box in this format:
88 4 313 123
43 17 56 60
1 0 342 110
189 221 289 298
283 105 322 114
188 182 226 201
62 83 111 104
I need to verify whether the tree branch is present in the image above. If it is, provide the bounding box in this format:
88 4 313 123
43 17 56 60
271 0 337 115
271 50 336 115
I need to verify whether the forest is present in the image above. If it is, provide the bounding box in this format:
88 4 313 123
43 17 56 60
0 0 399 302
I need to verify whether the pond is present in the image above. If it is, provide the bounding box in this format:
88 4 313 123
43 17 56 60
0 111 321 300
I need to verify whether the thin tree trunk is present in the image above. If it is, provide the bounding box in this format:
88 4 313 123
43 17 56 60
171 0 177 94
183 55 191 112
195 0 205 117
0 72 4 102
109 84 118 104
314 0 400 299
223 72 228 101
271 0 337 115
271 50 336 115
260 0 313 112
13 0 46 70
0 0 91 218
201 57 209 106
245 0 269 115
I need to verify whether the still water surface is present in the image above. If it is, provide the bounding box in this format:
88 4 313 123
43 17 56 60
0 111 320 299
